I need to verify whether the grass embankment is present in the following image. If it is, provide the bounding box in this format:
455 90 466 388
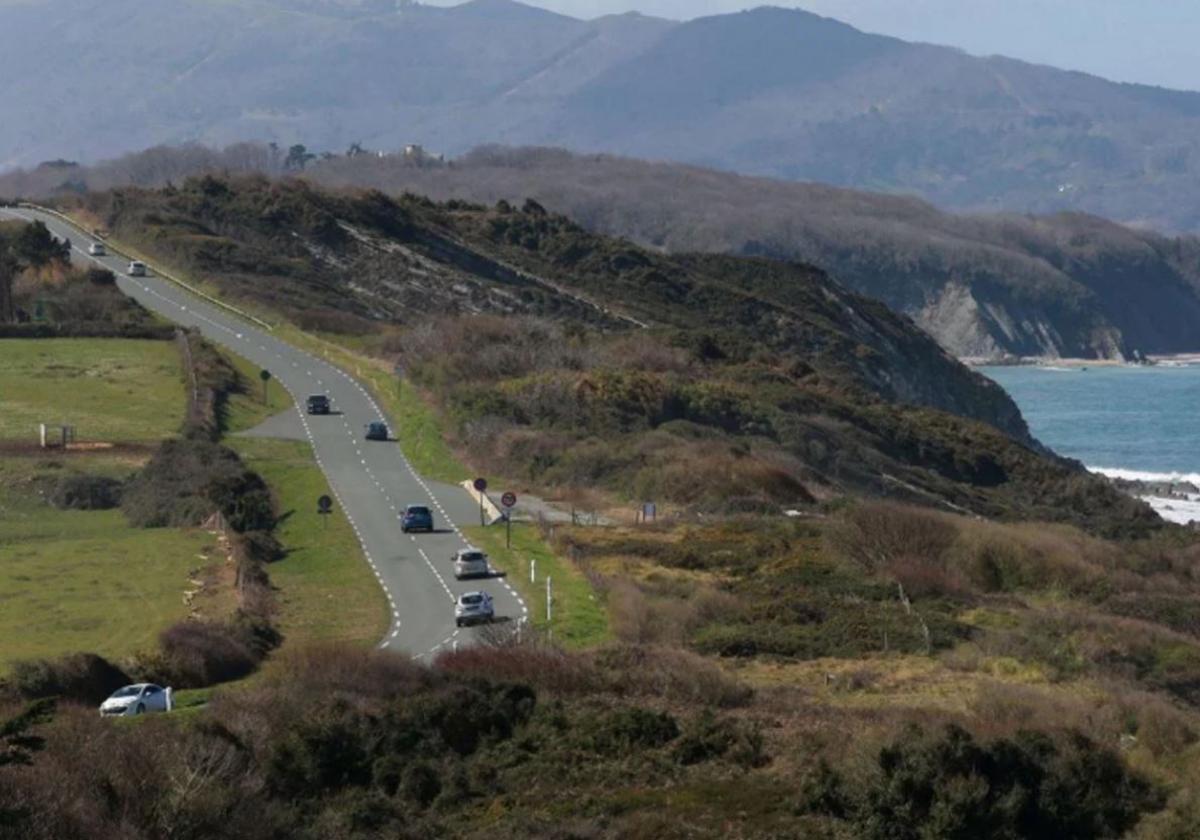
228 437 389 647
465 523 611 648
0 338 185 442
0 339 209 669
222 350 292 434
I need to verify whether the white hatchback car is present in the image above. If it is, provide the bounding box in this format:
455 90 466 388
99 683 174 717
455 591 494 627
87 242 106 257
453 548 489 580
127 260 147 277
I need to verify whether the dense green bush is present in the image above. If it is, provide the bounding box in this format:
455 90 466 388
840 724 1163 840
5 654 130 705
671 710 767 769
40 474 123 510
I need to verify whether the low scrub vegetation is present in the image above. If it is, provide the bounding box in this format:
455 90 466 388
0 640 1178 839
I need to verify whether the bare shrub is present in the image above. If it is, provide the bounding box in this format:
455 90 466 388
885 554 974 601
827 502 957 574
950 520 1113 596
591 645 753 708
434 641 600 696
156 621 259 688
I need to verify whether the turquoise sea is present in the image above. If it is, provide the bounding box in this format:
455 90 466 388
980 363 1200 481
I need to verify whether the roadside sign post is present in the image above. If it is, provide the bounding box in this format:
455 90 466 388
501 491 517 548
317 494 333 529
259 369 272 405
473 477 488 526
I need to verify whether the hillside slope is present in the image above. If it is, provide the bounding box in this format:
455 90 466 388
301 147 1200 360
7 2 1200 230
58 176 1156 533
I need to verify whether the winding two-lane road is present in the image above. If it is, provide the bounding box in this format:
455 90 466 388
2 206 527 658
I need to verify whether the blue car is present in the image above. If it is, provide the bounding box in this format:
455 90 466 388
365 421 390 441
401 504 434 533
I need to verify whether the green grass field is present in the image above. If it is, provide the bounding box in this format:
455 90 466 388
465 523 611 648
0 338 186 443
230 437 389 647
0 492 216 670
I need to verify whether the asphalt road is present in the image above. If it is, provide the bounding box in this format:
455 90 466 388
2 206 528 659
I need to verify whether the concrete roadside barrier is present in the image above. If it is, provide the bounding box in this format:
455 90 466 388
460 480 504 525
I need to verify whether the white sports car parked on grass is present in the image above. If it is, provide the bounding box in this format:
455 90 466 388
99 683 173 717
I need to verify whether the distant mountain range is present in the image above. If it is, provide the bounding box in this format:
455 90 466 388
7 0 1200 230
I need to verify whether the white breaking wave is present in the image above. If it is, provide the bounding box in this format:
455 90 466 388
1090 466 1200 524
1144 497 1200 526
1089 467 1200 486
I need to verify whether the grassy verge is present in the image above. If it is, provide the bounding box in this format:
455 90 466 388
229 437 389 647
222 350 293 434
0 337 185 442
464 522 611 648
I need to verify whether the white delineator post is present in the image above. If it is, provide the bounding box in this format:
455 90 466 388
530 558 536 583
546 576 552 623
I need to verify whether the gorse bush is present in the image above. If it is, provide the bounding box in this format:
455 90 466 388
5 654 130 705
39 474 123 510
122 438 274 531
843 724 1162 840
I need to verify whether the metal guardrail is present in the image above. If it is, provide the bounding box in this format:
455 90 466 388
16 201 275 331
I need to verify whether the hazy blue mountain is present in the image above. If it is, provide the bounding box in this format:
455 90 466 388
6 1 1200 229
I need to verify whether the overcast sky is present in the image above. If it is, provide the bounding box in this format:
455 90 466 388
431 0 1200 91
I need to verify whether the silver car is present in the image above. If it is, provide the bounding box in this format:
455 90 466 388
87 242 106 257
99 683 173 717
127 260 147 277
455 591 494 627
453 548 489 580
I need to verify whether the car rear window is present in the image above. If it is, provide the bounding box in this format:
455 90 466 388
461 594 483 605
407 507 430 516
460 551 485 562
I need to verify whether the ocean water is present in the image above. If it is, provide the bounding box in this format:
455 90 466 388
980 363 1200 482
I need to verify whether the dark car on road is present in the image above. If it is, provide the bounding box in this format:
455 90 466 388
401 504 434 533
365 421 390 441
306 394 331 415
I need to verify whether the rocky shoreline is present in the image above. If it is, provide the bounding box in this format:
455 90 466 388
966 354 1200 369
